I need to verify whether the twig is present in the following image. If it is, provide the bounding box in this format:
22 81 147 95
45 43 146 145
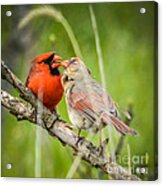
1 60 141 180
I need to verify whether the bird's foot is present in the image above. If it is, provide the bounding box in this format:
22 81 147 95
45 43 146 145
98 138 109 157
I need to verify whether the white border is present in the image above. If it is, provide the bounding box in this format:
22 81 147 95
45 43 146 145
1 0 162 186
0 0 157 5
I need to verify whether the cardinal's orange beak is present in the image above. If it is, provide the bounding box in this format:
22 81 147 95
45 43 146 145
51 63 60 69
51 60 69 69
51 55 63 69
53 54 62 62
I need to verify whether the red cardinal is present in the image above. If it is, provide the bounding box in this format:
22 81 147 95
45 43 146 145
26 52 64 111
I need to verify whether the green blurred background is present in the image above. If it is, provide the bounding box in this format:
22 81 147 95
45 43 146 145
1 1 157 180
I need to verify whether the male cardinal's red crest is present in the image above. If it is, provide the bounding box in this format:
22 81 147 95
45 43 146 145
26 52 63 111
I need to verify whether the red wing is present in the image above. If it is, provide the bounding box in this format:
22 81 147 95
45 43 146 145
25 64 42 87
25 65 35 87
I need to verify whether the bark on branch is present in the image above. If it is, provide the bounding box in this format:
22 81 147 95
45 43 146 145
1 60 141 180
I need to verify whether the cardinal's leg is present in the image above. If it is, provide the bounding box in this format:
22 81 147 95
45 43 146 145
98 128 109 156
74 128 83 147
34 107 38 123
77 128 81 138
99 128 102 146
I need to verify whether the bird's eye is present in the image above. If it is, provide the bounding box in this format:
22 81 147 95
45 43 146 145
69 59 76 64
69 59 78 66
69 62 78 72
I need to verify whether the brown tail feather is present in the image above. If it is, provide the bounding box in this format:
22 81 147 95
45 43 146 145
102 113 137 136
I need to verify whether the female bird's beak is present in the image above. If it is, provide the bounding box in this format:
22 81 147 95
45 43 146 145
60 60 69 68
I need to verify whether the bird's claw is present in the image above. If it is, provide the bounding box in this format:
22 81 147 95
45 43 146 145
98 138 109 156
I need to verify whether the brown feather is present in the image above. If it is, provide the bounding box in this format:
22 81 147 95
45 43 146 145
102 112 137 135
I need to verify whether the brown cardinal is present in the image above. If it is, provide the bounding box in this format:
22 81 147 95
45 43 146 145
26 52 64 111
61 57 137 141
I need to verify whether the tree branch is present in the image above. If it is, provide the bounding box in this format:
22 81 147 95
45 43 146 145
1 60 141 180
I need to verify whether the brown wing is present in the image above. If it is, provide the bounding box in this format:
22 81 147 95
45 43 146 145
68 86 101 123
68 81 121 122
90 79 120 118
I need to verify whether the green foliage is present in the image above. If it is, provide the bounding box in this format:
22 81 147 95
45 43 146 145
1 2 156 180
